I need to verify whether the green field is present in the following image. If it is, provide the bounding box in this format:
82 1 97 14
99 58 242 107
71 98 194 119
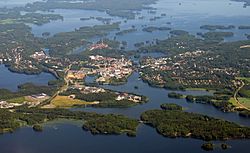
185 88 208 91
229 97 238 106
51 96 97 108
7 97 26 103
0 19 17 25
237 77 250 83
238 98 250 108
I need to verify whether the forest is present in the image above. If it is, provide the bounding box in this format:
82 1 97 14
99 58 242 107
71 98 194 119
0 107 139 136
141 104 250 141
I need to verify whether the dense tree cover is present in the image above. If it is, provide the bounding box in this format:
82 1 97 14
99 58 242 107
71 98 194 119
239 25 250 29
201 143 214 151
142 26 171 32
221 143 230 150
141 106 250 141
0 109 20 133
82 114 138 136
170 30 189 36
0 10 63 25
33 124 43 132
6 64 44 75
200 25 235 31
185 94 233 111
60 88 148 108
0 89 20 100
139 34 214 54
168 92 184 99
239 110 250 118
61 88 116 102
18 83 57 96
160 103 182 111
0 23 44 55
94 99 139 108
104 76 131 85
13 108 138 136
116 28 137 36
167 90 246 114
0 83 57 100
239 85 250 98
201 142 230 151
198 31 234 42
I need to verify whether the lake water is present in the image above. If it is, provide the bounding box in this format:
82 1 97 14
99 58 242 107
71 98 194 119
0 71 250 153
27 0 250 50
0 0 250 153
80 72 250 127
0 123 249 153
0 65 56 91
0 0 42 8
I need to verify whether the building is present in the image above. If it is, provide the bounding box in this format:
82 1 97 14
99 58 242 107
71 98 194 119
89 42 109 51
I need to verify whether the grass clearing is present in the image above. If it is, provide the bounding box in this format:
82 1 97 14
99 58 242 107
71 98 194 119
238 98 250 108
7 96 36 104
229 97 238 107
0 19 16 24
51 96 97 108
7 97 26 103
185 88 208 91
236 77 250 83
229 97 250 109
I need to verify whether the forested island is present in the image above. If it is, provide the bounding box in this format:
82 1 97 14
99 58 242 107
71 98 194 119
233 0 250 7
142 26 171 32
141 104 250 141
200 25 235 30
0 1 250 152
115 29 137 36
0 107 139 136
1 103 250 144
22 0 158 19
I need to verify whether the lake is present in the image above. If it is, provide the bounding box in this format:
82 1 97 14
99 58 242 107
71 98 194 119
27 0 250 50
0 71 250 153
0 122 249 153
0 65 56 91
0 0 42 8
0 0 250 153
81 72 250 127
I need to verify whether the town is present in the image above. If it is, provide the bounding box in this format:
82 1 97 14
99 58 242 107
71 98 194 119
88 55 133 84
67 55 133 85
140 50 239 90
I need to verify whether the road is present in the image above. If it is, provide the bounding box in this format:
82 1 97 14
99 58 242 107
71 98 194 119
41 64 72 108
234 80 250 111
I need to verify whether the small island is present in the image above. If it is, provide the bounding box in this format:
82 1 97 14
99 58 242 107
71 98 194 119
33 124 43 132
115 28 137 36
142 26 171 32
239 25 250 29
200 25 235 31
201 143 214 151
160 103 183 110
